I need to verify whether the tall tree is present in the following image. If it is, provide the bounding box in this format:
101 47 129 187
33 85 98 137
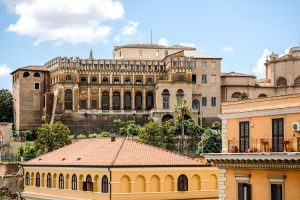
35 121 72 154
0 89 13 122
174 97 192 153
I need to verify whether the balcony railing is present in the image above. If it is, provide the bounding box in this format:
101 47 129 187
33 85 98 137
78 110 150 115
228 137 300 153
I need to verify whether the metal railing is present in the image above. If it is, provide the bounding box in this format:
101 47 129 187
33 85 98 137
228 137 300 153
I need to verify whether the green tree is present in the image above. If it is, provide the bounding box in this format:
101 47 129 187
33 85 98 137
184 119 203 136
0 89 13 122
114 119 141 136
34 121 72 154
239 92 249 100
16 143 37 161
196 129 222 154
174 97 192 153
211 121 221 131
138 119 175 149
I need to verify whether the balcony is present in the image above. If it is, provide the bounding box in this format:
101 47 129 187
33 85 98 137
227 137 300 153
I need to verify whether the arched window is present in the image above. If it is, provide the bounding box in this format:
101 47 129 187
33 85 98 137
258 93 267 98
91 77 97 84
178 74 185 82
36 173 40 187
276 77 287 87
124 92 131 110
231 92 242 98
102 175 108 193
113 92 120 110
294 76 300 86
47 173 52 188
102 92 109 110
162 89 170 109
114 77 120 84
176 89 184 99
146 91 153 110
102 77 109 84
135 92 142 110
65 89 73 110
66 75 72 82
71 174 77 190
136 77 142 84
192 99 200 110
178 174 188 191
84 175 93 192
59 174 64 189
147 77 153 84
150 175 160 192
25 172 30 186
124 77 131 84
80 77 87 83
34 72 40 77
23 72 30 77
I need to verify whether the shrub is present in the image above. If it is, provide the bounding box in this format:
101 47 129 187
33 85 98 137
88 133 97 138
77 134 87 139
97 131 110 138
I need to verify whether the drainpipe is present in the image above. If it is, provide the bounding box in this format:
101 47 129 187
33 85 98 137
109 167 112 200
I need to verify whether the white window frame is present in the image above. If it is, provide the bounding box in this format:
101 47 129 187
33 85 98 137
269 175 285 200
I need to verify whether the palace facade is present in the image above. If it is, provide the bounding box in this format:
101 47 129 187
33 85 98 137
11 44 222 134
22 137 219 200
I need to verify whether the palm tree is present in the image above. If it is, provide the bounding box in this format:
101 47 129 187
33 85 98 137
174 97 192 154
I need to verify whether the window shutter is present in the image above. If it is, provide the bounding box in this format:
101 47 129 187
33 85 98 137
246 184 251 200
238 182 244 200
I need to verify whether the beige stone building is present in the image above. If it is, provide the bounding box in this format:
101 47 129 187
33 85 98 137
22 137 219 200
11 44 222 135
221 46 300 102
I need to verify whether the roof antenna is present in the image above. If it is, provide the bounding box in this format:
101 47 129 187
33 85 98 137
150 30 153 44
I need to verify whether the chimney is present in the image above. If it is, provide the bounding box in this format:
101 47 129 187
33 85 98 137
111 133 116 142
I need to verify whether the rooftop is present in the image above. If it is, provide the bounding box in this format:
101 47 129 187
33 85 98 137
11 65 47 74
221 71 256 78
114 43 196 51
183 51 222 59
23 138 208 167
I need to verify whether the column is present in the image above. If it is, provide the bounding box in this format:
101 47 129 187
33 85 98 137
109 88 113 110
87 87 90 110
142 88 146 110
98 88 102 110
121 88 124 110
131 88 135 110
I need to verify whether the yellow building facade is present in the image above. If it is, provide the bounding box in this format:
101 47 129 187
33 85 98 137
205 93 300 200
22 138 219 200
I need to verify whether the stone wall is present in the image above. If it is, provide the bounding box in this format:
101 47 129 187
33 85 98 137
55 113 149 135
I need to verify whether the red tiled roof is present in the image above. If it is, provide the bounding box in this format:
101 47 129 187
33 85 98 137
23 138 207 167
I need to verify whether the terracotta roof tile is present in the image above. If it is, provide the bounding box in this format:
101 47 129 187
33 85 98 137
23 138 207 167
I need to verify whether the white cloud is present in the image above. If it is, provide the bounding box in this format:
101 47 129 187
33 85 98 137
122 21 139 36
113 35 121 42
158 38 169 46
0 64 11 76
179 42 196 48
221 46 234 53
5 0 125 45
252 49 271 78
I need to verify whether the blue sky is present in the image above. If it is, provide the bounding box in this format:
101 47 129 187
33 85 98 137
0 0 300 90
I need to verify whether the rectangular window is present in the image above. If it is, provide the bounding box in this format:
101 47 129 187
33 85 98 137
211 61 216 69
156 50 159 57
192 74 197 84
165 50 168 57
178 74 185 82
238 182 251 200
163 96 169 109
211 75 216 83
80 100 87 109
202 97 207 106
91 100 97 109
272 118 284 152
139 50 142 56
271 184 283 200
202 61 207 69
202 74 207 84
239 121 250 152
34 83 40 90
119 51 122 57
211 97 216 106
